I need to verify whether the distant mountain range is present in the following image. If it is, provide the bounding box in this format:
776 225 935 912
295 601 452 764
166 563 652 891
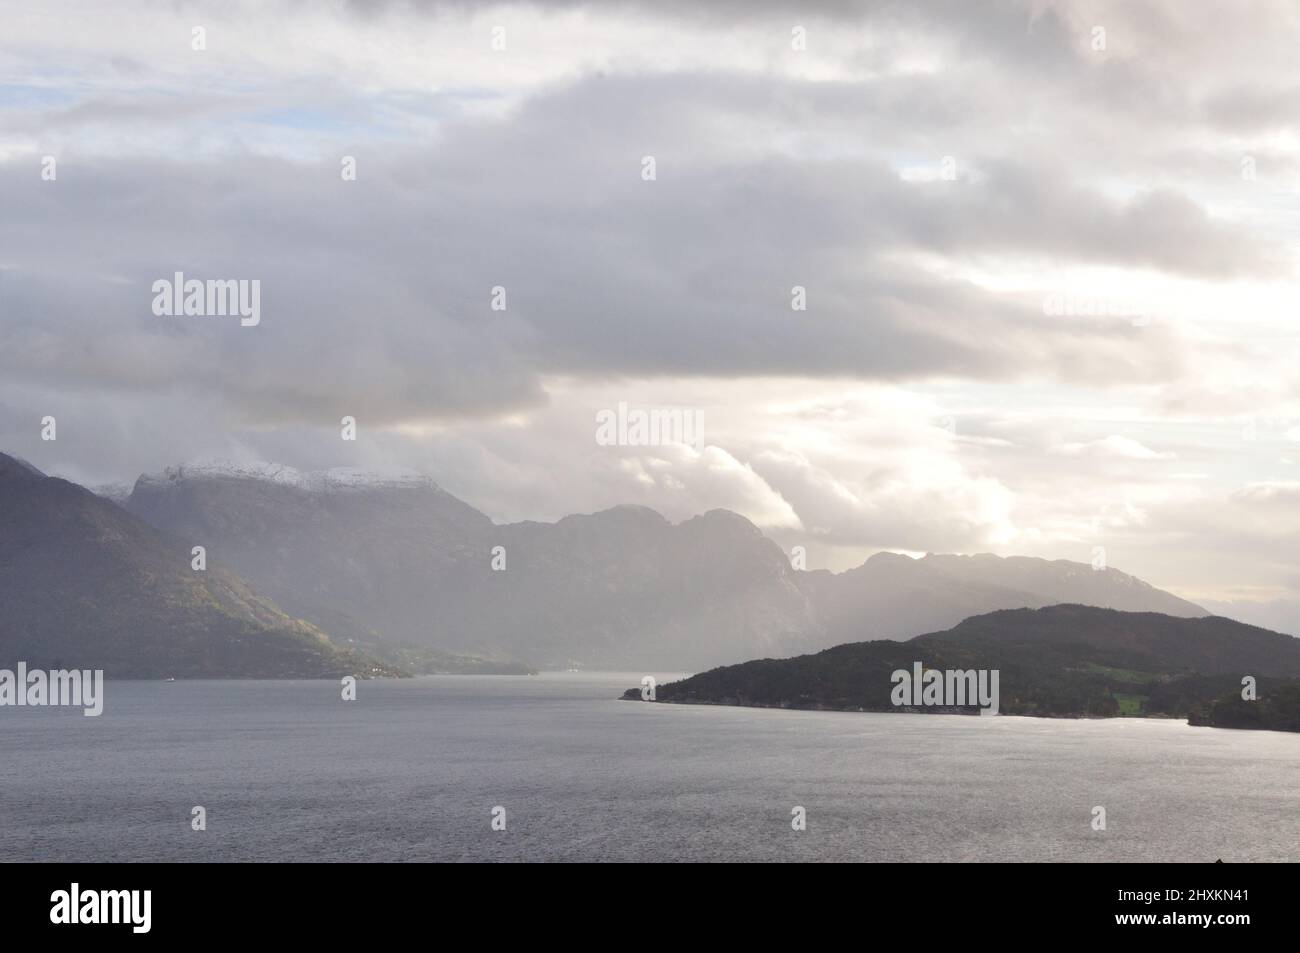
628 604 1300 730
799 550 1203 648
1 451 1266 678
119 459 1210 670
124 461 817 670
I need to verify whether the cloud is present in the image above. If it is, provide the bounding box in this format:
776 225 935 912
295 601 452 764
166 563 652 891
2 0 1299 606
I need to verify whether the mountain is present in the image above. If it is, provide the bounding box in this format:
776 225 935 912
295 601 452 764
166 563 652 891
797 551 1205 647
125 463 815 670
627 605 1300 727
124 460 498 654
0 454 394 678
919 604 1300 675
487 506 815 668
122 459 1212 670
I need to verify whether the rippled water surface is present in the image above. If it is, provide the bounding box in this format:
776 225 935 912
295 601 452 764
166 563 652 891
2 673 1296 861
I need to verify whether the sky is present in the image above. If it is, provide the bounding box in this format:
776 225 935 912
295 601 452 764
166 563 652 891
1 0 1298 605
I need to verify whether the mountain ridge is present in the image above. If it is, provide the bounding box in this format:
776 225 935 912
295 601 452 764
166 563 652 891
115 457 1212 670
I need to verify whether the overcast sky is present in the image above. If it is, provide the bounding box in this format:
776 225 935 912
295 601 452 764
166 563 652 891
2 0 1298 603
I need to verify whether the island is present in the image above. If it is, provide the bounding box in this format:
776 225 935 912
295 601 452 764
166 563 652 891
623 605 1300 732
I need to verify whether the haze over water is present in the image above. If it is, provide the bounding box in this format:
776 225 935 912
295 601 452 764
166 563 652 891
2 673 1295 862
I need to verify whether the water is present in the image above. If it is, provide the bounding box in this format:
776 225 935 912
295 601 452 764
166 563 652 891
2 672 1297 862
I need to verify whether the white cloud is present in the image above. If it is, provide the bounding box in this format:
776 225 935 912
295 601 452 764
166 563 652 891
4 0 1300 606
